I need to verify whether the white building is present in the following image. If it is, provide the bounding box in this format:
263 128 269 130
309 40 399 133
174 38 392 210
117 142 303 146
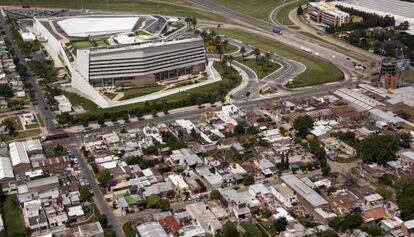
0 157 14 186
168 174 189 194
308 1 350 28
137 222 168 237
186 202 223 235
57 16 140 38
76 37 206 87
369 108 405 128
54 95 72 113
270 183 297 208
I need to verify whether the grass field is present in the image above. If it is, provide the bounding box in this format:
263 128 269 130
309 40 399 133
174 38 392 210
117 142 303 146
7 115 23 131
213 28 344 87
205 43 239 54
0 195 26 237
123 222 136 237
5 128 41 141
401 68 414 84
213 0 285 22
235 57 281 79
276 0 307 26
119 85 166 101
71 40 93 49
3 0 231 24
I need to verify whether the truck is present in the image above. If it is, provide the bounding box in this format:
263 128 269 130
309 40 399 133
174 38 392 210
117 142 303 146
41 132 69 142
300 46 312 54
52 119 61 129
272 28 283 35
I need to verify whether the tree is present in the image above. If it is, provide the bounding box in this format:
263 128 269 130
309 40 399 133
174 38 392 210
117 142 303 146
97 169 112 185
397 132 411 148
223 221 239 237
147 194 160 207
376 186 393 200
54 145 67 156
397 178 414 220
297 5 303 15
274 217 288 232
0 84 13 99
379 173 394 186
210 190 221 200
2 119 17 136
97 116 105 126
243 175 254 186
80 186 92 202
320 231 339 237
158 198 170 211
329 214 363 231
358 134 399 164
254 48 261 64
293 115 314 137
191 17 197 30
98 214 108 228
240 46 246 61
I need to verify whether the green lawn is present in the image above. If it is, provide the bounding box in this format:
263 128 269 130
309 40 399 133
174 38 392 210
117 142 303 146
241 222 266 237
64 92 100 113
213 28 344 87
213 0 285 22
276 0 307 26
5 128 41 141
104 92 117 100
6 115 23 131
119 86 166 101
0 195 26 237
206 43 239 54
257 219 278 237
3 0 232 24
71 40 93 49
123 222 136 237
235 57 281 79
401 68 414 84
94 39 108 47
25 122 40 129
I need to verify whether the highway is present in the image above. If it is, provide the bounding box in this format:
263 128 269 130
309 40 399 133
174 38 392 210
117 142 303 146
190 0 377 82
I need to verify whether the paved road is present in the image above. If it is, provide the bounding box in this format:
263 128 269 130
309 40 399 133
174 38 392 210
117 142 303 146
190 0 377 80
0 9 57 134
73 147 125 237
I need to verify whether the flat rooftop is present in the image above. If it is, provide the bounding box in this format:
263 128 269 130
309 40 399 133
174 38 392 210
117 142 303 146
57 16 139 37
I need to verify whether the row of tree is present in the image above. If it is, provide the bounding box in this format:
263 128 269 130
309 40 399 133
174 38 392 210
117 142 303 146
326 6 396 32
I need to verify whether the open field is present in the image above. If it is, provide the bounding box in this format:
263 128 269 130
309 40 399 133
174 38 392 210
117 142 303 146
119 85 166 101
4 128 41 141
2 0 232 24
6 115 23 131
213 0 285 22
71 40 93 49
213 28 344 87
275 0 307 26
235 57 281 79
0 195 26 237
401 68 414 84
205 42 239 54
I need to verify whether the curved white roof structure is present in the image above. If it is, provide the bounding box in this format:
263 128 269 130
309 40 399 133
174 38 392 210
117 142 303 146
57 16 139 37
0 157 14 180
9 142 30 166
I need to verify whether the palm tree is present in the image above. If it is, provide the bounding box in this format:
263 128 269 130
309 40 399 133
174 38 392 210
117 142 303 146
191 17 197 30
218 44 224 61
222 55 228 74
185 17 191 30
200 30 208 40
265 52 272 68
223 39 229 51
228 55 234 67
240 46 246 61
254 48 261 65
